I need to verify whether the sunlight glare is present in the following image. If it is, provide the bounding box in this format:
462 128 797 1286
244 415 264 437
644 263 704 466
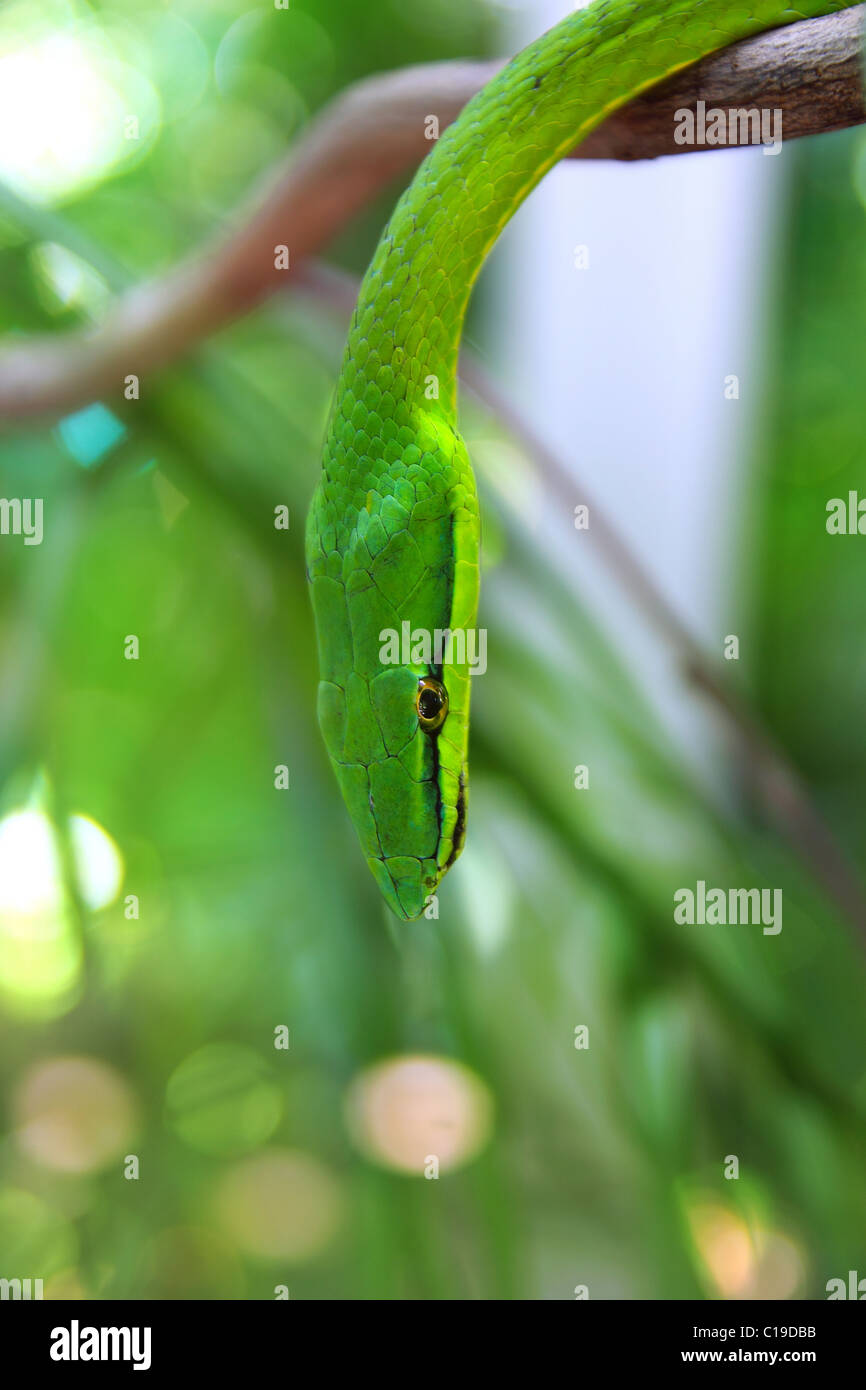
0 15 159 201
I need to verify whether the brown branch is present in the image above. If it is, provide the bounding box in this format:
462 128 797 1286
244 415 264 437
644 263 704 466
582 3 866 159
0 6 863 420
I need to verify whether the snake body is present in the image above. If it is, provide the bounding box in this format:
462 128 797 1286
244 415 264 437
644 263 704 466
306 0 850 920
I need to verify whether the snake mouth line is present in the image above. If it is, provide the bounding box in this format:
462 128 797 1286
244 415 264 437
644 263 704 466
442 770 467 872
425 697 466 877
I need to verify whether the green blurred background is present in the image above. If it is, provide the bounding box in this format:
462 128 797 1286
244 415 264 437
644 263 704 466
1 0 865 1300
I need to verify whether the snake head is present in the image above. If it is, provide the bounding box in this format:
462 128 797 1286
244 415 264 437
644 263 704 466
307 417 480 920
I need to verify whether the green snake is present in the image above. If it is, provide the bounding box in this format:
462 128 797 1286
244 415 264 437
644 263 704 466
306 0 851 920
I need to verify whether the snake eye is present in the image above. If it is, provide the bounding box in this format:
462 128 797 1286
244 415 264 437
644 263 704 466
416 676 448 732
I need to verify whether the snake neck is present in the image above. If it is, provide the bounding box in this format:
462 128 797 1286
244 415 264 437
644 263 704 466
331 0 848 442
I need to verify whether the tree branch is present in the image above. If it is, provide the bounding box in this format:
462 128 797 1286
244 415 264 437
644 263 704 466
0 6 863 420
581 3 865 159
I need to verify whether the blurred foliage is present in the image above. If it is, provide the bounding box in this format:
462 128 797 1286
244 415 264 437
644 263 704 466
0 0 865 1300
754 128 866 838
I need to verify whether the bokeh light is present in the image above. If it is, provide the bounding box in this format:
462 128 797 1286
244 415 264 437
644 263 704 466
0 805 123 1018
344 1054 494 1176
0 807 123 914
13 1056 138 1174
0 1187 78 1277
686 1200 806 1300
165 1043 283 1157
0 810 82 1019
0 807 67 915
56 403 127 468
70 813 125 910
0 6 160 202
214 1150 343 1262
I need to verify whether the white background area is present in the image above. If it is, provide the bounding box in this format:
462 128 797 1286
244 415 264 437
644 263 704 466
483 0 786 780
